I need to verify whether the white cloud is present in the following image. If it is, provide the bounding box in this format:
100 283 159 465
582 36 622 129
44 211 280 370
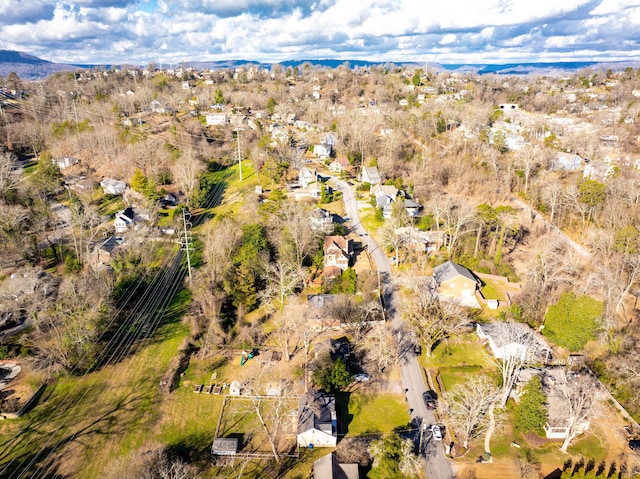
439 34 456 45
0 0 638 64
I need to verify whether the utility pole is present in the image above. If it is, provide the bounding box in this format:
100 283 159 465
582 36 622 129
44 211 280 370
181 209 194 281
236 128 243 181
419 421 427 456
71 93 79 132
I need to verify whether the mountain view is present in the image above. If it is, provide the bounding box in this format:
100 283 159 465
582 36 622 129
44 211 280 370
2 1 640 478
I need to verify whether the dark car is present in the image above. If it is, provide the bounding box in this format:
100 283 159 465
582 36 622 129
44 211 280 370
423 390 438 410
630 439 640 452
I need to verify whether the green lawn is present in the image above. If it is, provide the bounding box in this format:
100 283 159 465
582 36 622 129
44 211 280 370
422 334 496 394
480 278 506 301
341 392 410 435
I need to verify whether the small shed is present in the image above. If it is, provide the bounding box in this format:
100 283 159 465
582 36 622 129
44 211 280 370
229 380 242 396
211 438 238 456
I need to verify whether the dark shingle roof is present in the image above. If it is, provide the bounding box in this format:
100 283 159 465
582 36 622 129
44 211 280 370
433 260 477 284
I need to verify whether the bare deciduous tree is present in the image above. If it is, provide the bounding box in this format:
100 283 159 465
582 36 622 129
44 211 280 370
240 377 294 463
357 323 397 373
172 151 204 206
552 370 596 453
403 281 469 357
444 375 499 449
273 200 319 267
259 259 305 313
0 151 19 204
492 322 542 407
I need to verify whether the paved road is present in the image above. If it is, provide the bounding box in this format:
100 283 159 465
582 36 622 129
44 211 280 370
334 178 454 479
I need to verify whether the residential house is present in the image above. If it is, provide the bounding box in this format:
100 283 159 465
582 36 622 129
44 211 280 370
299 167 318 188
305 295 342 330
310 208 335 233
64 175 95 193
160 193 177 207
294 184 329 201
324 236 352 276
371 184 398 219
297 392 338 448
403 198 421 218
361 166 381 185
329 157 351 175
552 153 583 171
314 143 332 160
541 368 597 440
114 208 136 234
100 178 127 195
91 236 125 266
149 100 172 114
394 227 446 253
583 161 615 181
432 260 480 299
313 452 359 479
206 112 228 126
53 156 79 170
476 323 551 363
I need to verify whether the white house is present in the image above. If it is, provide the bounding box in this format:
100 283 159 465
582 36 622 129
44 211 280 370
299 167 318 189
310 208 334 233
206 113 228 126
552 153 583 171
583 161 615 181
114 208 136 234
297 392 338 448
361 166 381 185
53 156 79 170
476 323 551 363
314 143 332 160
100 178 127 195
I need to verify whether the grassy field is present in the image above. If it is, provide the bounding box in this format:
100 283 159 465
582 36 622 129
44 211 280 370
479 278 506 301
423 333 497 392
342 392 411 436
0 291 192 478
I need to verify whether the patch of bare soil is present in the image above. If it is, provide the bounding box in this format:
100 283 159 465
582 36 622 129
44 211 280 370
0 364 39 413
453 460 521 479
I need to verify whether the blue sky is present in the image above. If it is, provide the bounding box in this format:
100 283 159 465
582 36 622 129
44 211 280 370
0 0 639 65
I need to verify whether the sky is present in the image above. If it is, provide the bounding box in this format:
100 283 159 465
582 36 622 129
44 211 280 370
0 0 639 66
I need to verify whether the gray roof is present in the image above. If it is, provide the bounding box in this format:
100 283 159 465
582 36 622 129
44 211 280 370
96 236 125 254
314 453 359 479
298 391 336 435
433 260 477 284
211 438 238 455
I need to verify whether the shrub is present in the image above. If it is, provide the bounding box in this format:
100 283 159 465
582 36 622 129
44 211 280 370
543 292 602 351
515 375 547 434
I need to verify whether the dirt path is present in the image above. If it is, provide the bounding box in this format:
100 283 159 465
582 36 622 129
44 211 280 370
509 196 591 260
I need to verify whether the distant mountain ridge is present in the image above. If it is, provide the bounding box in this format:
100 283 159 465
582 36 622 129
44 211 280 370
0 49 638 81
0 49 80 80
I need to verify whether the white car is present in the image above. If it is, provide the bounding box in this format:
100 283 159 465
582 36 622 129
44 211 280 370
353 373 370 382
431 424 443 441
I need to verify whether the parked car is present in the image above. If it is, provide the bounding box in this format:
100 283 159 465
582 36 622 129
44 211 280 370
353 373 370 382
423 390 438 409
431 424 443 441
630 439 640 452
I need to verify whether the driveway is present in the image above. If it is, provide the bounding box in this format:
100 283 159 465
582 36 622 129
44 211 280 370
333 177 454 479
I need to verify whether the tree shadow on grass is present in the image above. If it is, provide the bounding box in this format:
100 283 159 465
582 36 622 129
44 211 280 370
0 387 152 479
335 391 353 439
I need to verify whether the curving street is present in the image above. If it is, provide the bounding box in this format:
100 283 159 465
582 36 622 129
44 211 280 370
333 177 454 479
